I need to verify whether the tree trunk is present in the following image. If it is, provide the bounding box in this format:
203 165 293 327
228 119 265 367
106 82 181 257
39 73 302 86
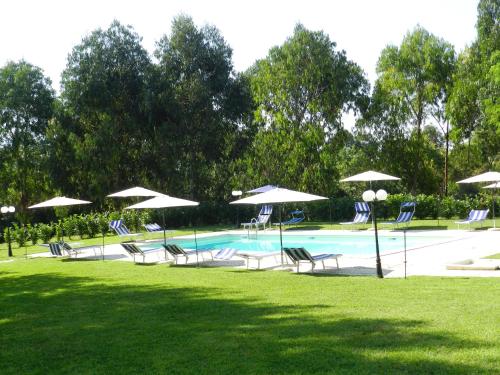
444 121 449 196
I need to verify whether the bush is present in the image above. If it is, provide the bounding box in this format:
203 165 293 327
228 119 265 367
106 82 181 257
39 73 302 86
27 224 39 245
55 221 63 241
12 224 28 247
38 223 53 243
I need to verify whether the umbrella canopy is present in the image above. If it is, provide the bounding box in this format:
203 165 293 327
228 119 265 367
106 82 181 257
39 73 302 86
457 171 500 184
125 195 199 209
107 186 164 198
231 188 327 205
125 195 199 253
484 182 500 189
247 185 278 193
231 188 327 265
340 170 400 182
29 196 91 209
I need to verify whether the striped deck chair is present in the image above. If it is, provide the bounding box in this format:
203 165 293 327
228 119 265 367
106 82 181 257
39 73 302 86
109 220 142 238
120 242 167 264
59 241 101 258
144 223 163 232
455 209 489 229
284 247 341 273
162 244 214 264
213 248 238 260
340 202 371 227
242 205 273 230
277 210 305 227
48 243 63 256
383 202 416 228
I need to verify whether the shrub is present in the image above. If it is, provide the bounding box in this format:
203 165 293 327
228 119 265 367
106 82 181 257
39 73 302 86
12 224 28 247
55 221 63 241
86 214 100 238
27 224 39 245
38 223 54 243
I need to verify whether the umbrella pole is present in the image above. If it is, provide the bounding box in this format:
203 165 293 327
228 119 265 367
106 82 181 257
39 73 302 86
279 206 283 265
492 188 496 229
194 228 199 267
102 232 105 261
162 209 167 245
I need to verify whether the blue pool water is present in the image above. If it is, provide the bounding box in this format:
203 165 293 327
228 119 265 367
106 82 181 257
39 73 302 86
148 233 451 257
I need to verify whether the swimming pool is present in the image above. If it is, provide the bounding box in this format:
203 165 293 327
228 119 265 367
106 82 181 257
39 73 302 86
148 233 454 257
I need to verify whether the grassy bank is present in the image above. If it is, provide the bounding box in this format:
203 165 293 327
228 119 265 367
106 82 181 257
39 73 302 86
0 259 498 374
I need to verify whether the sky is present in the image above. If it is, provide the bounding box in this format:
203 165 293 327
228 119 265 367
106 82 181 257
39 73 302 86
1 0 479 90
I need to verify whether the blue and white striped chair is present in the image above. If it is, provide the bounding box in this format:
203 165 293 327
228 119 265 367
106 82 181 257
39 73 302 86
109 220 142 238
340 202 371 227
144 223 163 232
241 205 273 230
284 247 341 273
48 243 63 257
383 202 416 228
455 209 489 229
213 248 238 260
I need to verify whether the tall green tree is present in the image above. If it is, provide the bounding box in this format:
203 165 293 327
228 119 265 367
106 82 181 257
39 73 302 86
366 26 456 194
448 0 499 175
0 60 54 219
241 24 369 195
56 21 152 204
152 15 253 200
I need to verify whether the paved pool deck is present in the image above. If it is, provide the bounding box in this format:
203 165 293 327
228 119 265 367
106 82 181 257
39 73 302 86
28 229 500 277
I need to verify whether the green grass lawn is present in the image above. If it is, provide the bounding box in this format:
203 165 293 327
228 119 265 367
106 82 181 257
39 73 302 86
0 259 498 374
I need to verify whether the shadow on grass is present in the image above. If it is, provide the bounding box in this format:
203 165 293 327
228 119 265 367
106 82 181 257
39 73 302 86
0 271 495 375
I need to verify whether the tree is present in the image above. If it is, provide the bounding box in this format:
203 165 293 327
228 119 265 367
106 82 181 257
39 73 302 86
0 60 54 219
242 24 369 195
57 21 152 204
448 0 499 174
368 26 456 194
152 15 253 200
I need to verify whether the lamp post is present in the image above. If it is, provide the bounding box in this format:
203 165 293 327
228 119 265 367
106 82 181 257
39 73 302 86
362 189 387 278
1 206 16 257
231 190 242 228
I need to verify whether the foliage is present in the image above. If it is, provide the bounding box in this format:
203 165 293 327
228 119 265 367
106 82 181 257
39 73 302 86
239 24 369 196
0 60 55 221
360 26 456 194
11 224 28 247
38 223 54 243
27 224 39 245
447 0 500 175
152 15 253 201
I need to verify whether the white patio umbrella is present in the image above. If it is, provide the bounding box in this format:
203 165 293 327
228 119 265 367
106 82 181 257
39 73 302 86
484 182 500 189
457 171 500 184
29 196 92 243
341 171 401 227
107 186 164 198
458 171 500 229
28 196 92 209
125 195 200 264
340 170 400 188
230 187 328 264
